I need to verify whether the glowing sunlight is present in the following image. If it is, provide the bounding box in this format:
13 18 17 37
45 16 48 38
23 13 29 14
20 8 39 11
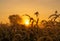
24 19 30 26
22 16 30 26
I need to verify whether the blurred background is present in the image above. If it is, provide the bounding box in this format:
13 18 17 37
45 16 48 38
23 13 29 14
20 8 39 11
0 0 60 23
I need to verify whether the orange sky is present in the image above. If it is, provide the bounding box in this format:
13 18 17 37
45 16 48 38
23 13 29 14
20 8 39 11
0 0 60 23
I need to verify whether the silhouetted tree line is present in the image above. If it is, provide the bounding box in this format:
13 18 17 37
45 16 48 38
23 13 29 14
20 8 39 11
0 11 60 41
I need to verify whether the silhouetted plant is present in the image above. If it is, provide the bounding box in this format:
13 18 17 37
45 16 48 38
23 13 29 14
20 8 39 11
48 11 60 21
23 14 36 26
1 38 9 41
0 11 60 41
37 36 53 41
35 12 39 17
34 12 39 27
9 15 22 25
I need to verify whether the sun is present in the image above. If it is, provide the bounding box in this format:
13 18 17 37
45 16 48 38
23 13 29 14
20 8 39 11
22 16 30 26
25 20 30 25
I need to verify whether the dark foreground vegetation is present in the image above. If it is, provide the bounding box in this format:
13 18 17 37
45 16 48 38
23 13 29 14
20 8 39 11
0 11 60 41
